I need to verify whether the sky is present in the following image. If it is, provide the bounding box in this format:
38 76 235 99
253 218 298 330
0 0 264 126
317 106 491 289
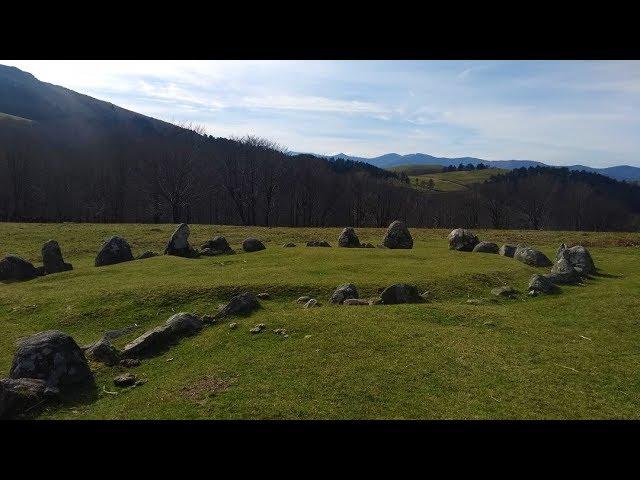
2 60 639 167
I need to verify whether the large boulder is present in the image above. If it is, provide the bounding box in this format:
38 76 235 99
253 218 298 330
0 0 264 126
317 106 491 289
473 241 499 254
42 240 73 274
95 236 134 267
218 292 261 317
0 378 57 419
499 244 517 257
382 221 413 249
0 255 39 281
380 284 424 304
123 313 203 358
556 243 596 275
242 238 266 252
165 223 198 258
306 240 331 247
513 246 552 267
10 330 93 389
448 228 479 251
329 283 359 304
85 338 121 366
338 227 361 248
528 274 556 294
201 236 234 254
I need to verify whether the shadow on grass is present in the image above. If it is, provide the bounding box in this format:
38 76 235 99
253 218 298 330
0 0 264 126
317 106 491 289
591 270 622 279
21 380 100 419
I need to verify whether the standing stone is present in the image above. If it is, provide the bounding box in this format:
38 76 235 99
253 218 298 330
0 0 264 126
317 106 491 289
555 244 596 275
382 220 413 249
95 236 134 267
338 227 361 248
329 283 359 304
380 284 424 304
447 228 480 251
472 241 499 254
42 240 73 274
165 223 198 258
513 246 553 267
499 244 517 257
0 255 39 281
10 330 93 389
242 238 266 252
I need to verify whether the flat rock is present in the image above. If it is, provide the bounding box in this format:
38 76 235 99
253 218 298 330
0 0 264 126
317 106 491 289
165 223 198 258
338 227 361 248
0 255 39 281
42 240 73 274
499 244 517 257
95 236 134 267
330 283 359 304
513 246 552 267
123 313 202 358
242 238 266 252
382 220 413 249
218 292 261 317
10 330 93 389
448 228 479 251
113 373 137 387
380 284 424 304
473 241 499 254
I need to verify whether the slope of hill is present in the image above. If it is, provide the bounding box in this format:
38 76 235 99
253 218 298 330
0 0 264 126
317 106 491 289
407 168 507 192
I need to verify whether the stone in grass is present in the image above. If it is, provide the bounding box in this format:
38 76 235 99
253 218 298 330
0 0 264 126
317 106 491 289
136 251 158 260
380 284 424 304
338 227 361 248
200 236 234 254
0 254 39 281
296 296 311 304
229 322 238 330
85 338 121 366
122 313 203 358
513 246 552 267
119 358 141 368
95 236 134 267
382 220 413 249
491 286 517 298
164 223 198 258
273 328 288 336
329 283 359 304
250 324 266 334
41 240 73 274
113 373 137 387
472 241 499 254
343 298 370 306
283 242 296 248
556 243 596 275
217 292 261 317
499 244 517 258
448 228 479 252
0 378 59 419
256 293 271 300
528 274 556 294
306 240 331 247
242 238 266 252
466 298 486 305
304 299 320 308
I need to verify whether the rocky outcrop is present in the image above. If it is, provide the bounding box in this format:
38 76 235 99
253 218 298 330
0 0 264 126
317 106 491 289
95 236 134 267
513 246 552 267
42 240 73 274
338 227 361 248
10 330 93 389
165 223 198 258
329 284 358 304
447 228 479 251
0 255 39 281
380 284 424 304
382 221 413 249
473 241 499 254
242 238 266 252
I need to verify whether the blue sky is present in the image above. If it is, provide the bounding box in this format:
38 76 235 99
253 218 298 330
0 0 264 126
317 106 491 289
3 60 639 167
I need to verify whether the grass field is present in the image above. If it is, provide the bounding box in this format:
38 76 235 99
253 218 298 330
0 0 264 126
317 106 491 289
1 223 639 419
408 168 506 191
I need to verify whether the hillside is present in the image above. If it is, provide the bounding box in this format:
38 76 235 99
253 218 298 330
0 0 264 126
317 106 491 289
409 168 506 192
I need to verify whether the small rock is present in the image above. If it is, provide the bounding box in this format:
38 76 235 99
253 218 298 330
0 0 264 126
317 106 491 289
200 236 234 254
242 238 266 252
304 299 320 308
250 324 266 334
343 298 370 306
448 228 479 251
119 358 141 368
229 322 238 330
218 292 261 317
113 373 137 387
136 251 158 260
472 241 499 254
256 293 271 300
296 296 311 304
513 246 553 267
85 338 121 366
499 244 517 257
466 298 485 305
273 328 288 335
380 284 424 304
369 298 382 305
330 283 358 304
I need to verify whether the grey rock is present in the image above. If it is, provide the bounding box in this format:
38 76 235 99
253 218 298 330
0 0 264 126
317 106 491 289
201 236 233 253
382 220 413 249
448 228 479 251
499 244 517 257
545 254 581 285
513 246 553 267
0 254 39 281
528 274 556 294
296 296 311 304
304 299 320 308
218 292 261 317
243 238 266 252
256 293 271 300
165 223 198 258
122 313 202 358
472 241 499 254
380 284 424 304
136 251 158 260
95 236 134 267
113 373 137 387
85 338 120 366
250 324 266 334
338 227 361 248
165 312 203 336
42 240 72 274
306 240 331 247
330 283 359 304
0 377 57 419
9 330 93 389
556 244 596 275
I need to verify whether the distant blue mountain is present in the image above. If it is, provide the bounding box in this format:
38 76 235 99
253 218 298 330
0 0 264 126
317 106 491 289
296 152 640 182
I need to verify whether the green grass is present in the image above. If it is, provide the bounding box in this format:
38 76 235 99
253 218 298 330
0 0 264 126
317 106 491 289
1 223 639 419
409 168 506 192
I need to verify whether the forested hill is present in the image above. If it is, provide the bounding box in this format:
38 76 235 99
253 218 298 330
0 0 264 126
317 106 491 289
0 64 638 231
